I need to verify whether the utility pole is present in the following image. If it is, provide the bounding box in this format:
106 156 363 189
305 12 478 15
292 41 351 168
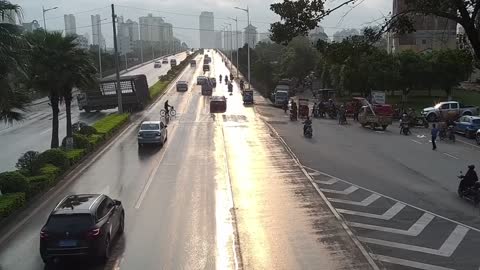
98 44 103 78
235 17 239 78
111 4 123 113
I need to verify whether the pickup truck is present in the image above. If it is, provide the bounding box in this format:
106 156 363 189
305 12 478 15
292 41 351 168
422 101 479 122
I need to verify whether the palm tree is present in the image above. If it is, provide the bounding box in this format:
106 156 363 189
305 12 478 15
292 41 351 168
27 31 96 148
0 1 31 123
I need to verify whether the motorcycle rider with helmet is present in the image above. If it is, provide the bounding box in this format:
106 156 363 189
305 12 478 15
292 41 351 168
459 165 479 194
303 116 313 136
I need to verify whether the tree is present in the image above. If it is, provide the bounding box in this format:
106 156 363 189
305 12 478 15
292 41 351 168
279 36 318 86
27 31 97 148
0 1 31 123
431 49 473 98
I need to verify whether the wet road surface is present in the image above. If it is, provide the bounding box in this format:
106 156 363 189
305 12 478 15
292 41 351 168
0 52 186 172
255 94 480 270
0 51 372 270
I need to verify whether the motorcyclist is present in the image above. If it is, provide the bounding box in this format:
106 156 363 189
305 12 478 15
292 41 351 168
230 74 234 81
338 105 346 124
400 112 410 132
228 82 233 93
225 75 228 84
239 79 245 90
219 74 222 82
283 99 289 113
290 100 298 119
303 116 313 135
460 165 479 193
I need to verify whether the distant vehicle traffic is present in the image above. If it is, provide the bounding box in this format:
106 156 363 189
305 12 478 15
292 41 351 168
422 101 479 122
137 121 168 147
190 59 196 67
77 75 149 112
170 59 177 66
154 61 161 68
202 79 213 96
203 64 210 72
176 81 188 92
162 58 169 64
455 115 480 138
40 194 124 265
210 96 227 113
197 76 207 85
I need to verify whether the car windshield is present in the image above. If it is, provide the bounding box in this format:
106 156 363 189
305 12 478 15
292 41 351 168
140 123 160 130
47 214 93 232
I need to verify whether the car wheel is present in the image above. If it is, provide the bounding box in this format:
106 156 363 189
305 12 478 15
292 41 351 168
118 212 125 235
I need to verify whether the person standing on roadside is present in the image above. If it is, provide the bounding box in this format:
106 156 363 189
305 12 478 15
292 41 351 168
431 124 439 150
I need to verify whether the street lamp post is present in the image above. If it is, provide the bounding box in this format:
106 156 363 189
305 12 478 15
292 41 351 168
224 23 233 70
228 17 239 78
234 6 250 89
97 18 108 78
42 6 58 31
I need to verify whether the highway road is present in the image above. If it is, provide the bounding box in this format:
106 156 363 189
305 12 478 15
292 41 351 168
256 96 480 270
0 52 186 172
0 51 372 270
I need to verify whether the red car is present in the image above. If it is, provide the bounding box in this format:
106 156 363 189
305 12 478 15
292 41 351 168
210 96 227 113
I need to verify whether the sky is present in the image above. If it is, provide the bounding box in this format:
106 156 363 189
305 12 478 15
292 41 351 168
15 0 392 48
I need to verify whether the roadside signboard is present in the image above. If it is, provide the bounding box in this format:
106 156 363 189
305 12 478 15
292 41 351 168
372 91 386 105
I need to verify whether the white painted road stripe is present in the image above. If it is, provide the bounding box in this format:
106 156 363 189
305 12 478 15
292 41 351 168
411 139 423 144
359 225 469 257
338 202 405 220
309 171 321 176
372 254 456 270
320 186 358 195
329 194 381 206
443 153 459 160
349 213 435 236
314 178 338 185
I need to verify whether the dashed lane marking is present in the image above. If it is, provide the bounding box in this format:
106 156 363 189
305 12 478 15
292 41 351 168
314 178 338 185
337 202 405 220
359 225 468 257
372 254 456 270
411 139 423 144
348 213 435 236
443 153 459 160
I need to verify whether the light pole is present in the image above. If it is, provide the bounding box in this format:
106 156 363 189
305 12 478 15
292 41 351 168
42 6 58 31
234 6 250 89
224 23 233 70
228 17 239 78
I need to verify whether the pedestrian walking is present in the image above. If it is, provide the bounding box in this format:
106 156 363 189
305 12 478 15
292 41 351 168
431 124 439 150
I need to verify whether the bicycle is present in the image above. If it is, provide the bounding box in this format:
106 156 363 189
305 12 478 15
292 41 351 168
160 106 176 118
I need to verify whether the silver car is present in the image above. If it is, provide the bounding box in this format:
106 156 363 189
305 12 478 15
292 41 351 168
176 81 188 92
137 121 168 147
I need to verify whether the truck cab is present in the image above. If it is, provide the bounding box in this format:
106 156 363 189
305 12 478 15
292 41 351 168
271 85 290 106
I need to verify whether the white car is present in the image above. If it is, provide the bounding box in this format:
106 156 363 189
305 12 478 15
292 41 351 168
197 76 207 85
137 121 168 147
154 61 161 68
176 81 188 92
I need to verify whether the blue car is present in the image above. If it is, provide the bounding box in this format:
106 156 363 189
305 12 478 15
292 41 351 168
455 115 480 139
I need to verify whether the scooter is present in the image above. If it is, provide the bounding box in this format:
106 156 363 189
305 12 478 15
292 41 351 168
400 121 411 135
458 173 480 205
304 124 313 138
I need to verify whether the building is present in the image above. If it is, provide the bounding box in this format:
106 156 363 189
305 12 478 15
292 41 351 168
309 26 329 43
74 34 89 50
22 20 41 32
333 29 359 42
125 19 139 41
233 31 243 48
139 14 165 42
258 32 272 44
0 9 16 24
389 0 457 53
244 24 257 48
64 14 76 35
199 12 215 48
214 31 223 49
91 14 103 46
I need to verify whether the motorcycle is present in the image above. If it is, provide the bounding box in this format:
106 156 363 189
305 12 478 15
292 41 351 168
304 124 313 138
290 109 298 121
339 113 347 125
228 83 233 95
409 116 429 129
458 172 480 205
400 121 411 135
440 125 455 142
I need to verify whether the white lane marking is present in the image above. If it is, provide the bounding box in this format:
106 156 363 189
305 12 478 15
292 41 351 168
359 225 469 257
443 153 459 160
302 165 480 233
314 178 338 185
338 202 405 220
411 139 423 144
309 171 321 176
330 194 381 207
39 128 51 135
349 213 435 236
134 125 178 209
320 186 358 195
372 254 456 270
457 138 480 149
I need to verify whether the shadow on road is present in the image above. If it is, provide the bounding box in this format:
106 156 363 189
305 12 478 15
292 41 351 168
137 144 162 160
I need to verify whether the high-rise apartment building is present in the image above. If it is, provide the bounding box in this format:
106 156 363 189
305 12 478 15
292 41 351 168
91 14 103 46
214 31 223 49
139 14 166 42
64 14 76 35
199 12 214 48
389 0 457 53
244 24 257 48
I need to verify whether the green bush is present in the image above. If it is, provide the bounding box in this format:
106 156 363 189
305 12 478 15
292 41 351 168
35 149 69 173
92 113 129 135
0 193 26 218
27 175 53 198
61 133 92 150
15 151 40 175
66 149 87 165
88 134 104 146
0 171 29 194
39 164 61 180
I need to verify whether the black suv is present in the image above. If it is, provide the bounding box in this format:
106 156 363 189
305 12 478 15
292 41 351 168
40 194 124 264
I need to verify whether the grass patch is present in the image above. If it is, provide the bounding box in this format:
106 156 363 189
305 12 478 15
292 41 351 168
65 149 87 165
92 113 129 135
149 80 169 99
0 193 25 218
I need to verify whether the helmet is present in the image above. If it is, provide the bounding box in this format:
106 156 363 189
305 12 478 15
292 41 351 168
469 165 475 169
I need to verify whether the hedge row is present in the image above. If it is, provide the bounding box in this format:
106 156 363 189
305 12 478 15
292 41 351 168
158 52 198 84
0 112 130 219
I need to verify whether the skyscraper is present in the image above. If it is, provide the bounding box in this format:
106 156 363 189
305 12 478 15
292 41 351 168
91 15 103 46
389 0 457 53
139 14 165 42
244 24 257 48
64 14 76 35
199 12 214 48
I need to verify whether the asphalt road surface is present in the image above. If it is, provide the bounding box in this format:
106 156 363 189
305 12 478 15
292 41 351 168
0 52 186 172
0 51 373 270
256 95 480 270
